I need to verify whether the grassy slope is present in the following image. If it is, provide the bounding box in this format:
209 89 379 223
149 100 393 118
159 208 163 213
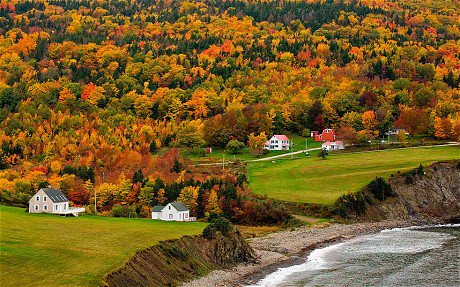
248 145 460 205
0 206 206 287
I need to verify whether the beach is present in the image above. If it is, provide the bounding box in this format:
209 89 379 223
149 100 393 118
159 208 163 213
183 220 413 287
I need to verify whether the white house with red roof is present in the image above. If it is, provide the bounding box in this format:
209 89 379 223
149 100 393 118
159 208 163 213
264 135 290 151
322 140 344 151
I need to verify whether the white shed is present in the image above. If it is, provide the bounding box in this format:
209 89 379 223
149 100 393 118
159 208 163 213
322 141 345 151
151 202 195 222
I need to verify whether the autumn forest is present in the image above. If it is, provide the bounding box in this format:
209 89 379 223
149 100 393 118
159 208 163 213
0 0 459 222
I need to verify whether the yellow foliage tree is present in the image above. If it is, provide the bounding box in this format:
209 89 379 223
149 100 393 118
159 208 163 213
177 186 199 215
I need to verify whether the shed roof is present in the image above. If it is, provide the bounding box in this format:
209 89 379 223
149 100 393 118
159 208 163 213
41 188 68 203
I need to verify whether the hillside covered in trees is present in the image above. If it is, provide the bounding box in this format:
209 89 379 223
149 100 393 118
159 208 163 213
0 0 459 219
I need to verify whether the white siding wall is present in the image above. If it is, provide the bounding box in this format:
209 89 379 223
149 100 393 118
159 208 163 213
151 203 190 221
28 190 53 213
264 136 290 151
28 190 69 214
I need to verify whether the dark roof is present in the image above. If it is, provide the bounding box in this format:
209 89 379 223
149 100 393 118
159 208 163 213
41 188 68 203
171 202 189 211
152 205 164 212
152 202 189 212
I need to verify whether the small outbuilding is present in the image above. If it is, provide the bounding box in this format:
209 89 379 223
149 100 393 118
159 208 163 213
29 187 85 216
322 141 345 151
151 202 196 222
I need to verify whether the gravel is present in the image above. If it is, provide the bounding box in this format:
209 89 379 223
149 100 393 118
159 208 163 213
182 220 413 287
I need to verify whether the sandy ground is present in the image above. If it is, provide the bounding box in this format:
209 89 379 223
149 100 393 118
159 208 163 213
182 220 413 287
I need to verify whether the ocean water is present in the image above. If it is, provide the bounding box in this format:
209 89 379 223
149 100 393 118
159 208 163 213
247 225 460 287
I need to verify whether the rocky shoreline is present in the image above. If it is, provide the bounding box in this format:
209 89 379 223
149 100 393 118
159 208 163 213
182 220 414 287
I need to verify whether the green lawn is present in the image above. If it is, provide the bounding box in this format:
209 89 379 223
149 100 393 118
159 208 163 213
0 206 206 287
187 134 322 162
248 145 460 205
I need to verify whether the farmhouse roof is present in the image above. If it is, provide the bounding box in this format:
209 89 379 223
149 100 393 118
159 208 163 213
41 188 68 203
322 141 342 146
273 135 289 141
171 202 189 211
152 202 189 212
152 205 164 212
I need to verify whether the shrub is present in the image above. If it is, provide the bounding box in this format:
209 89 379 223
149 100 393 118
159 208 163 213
203 216 234 238
318 149 328 159
202 225 217 239
226 140 246 154
111 204 138 218
333 191 368 218
367 177 394 201
210 217 233 235
416 164 424 176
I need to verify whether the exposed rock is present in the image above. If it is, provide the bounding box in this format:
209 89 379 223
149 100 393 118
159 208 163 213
361 161 460 222
102 230 256 287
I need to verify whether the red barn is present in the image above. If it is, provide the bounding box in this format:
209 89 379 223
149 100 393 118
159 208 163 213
314 129 336 142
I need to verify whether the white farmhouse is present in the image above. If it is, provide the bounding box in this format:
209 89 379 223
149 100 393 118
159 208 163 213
264 135 290 151
151 202 196 222
322 141 345 151
29 187 85 216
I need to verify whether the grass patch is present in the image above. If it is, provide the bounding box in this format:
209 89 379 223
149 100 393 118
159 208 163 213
247 145 459 205
188 135 322 163
0 206 206 287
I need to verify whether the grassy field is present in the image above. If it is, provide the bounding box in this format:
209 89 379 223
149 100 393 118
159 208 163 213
0 206 206 287
248 145 459 205
187 134 322 162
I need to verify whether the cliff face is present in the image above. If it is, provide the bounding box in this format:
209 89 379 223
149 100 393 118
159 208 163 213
362 161 460 223
102 230 256 287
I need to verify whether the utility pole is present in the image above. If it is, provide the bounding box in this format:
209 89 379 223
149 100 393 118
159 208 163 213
94 188 97 215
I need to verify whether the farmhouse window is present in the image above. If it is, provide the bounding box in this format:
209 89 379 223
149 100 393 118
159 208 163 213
169 214 173 219
36 196 39 201
43 196 47 201
34 205 39 210
44 205 47 210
